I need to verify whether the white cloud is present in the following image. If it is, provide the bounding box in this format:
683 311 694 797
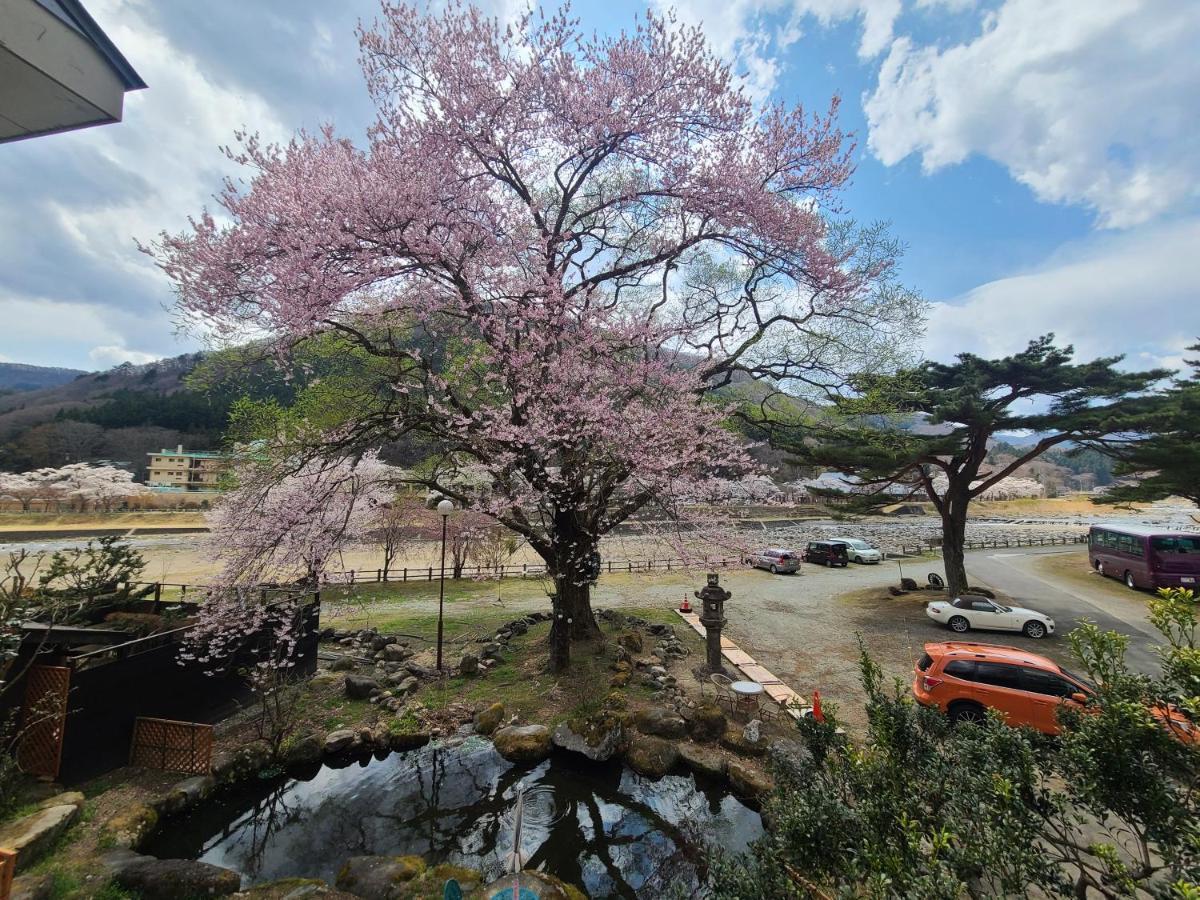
89 346 163 367
865 0 1200 228
656 0 902 97
925 217 1200 371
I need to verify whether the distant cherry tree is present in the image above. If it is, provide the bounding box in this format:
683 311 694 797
0 463 152 512
151 3 920 669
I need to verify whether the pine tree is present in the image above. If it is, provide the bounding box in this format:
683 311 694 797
1098 341 1200 507
776 336 1167 596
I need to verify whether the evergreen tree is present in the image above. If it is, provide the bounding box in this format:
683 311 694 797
1098 340 1200 507
776 336 1166 596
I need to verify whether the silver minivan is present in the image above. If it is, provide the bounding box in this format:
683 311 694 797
746 548 802 574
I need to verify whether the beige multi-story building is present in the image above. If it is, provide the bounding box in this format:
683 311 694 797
146 445 229 492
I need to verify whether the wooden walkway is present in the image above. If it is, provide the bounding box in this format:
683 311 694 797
675 610 811 718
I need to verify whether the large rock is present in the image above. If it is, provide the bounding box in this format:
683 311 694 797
381 644 409 662
0 803 79 870
98 802 158 852
492 725 552 763
625 734 679 778
727 759 775 800
281 733 325 768
344 674 382 700
37 791 84 810
720 724 767 757
458 653 480 676
106 850 241 899
635 706 688 739
158 775 217 816
474 702 505 736
686 703 726 742
551 718 624 762
388 729 431 752
335 855 425 899
678 742 727 778
212 743 272 782
328 656 357 672
617 631 643 654
323 729 358 755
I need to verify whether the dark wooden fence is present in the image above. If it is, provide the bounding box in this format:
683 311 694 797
894 533 1089 557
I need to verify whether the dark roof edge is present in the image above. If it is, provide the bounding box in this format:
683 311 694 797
55 0 147 91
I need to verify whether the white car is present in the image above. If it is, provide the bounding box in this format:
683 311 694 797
831 538 883 564
926 595 1055 639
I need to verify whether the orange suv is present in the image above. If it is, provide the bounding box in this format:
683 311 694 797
913 641 1093 735
912 641 1197 742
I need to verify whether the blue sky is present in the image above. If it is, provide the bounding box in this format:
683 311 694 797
1 0 1197 372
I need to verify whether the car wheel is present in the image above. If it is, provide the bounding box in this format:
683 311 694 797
826 558 834 568
948 616 970 634
1124 571 1136 590
1097 561 1104 575
854 555 863 564
1023 620 1046 639
770 565 778 575
949 702 986 726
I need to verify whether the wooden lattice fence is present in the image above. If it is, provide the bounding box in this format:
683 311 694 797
129 717 213 775
17 665 70 780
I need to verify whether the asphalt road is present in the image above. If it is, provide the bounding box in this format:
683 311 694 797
963 547 1163 676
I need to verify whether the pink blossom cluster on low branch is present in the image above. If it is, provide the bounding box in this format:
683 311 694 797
183 453 397 667
148 2 920 643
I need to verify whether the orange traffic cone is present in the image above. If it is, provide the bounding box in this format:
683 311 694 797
679 594 692 613
812 690 825 723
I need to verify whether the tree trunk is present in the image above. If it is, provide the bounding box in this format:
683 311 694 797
941 498 970 597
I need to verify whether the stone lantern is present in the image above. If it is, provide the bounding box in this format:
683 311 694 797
695 572 730 674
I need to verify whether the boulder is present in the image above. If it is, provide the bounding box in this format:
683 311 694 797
212 743 272 782
323 729 358 755
617 631 643 654
381 644 408 662
686 703 726 742
344 674 382 700
720 724 766 757
481 642 502 660
388 729 431 752
551 718 624 762
158 775 217 816
609 672 630 688
474 702 505 736
635 706 688 739
458 653 480 676
727 759 775 800
328 656 357 672
335 855 426 899
282 733 325 768
677 742 727 778
0 803 79 870
625 734 678 778
36 791 84 810
10 872 52 900
106 850 240 899
743 719 762 744
98 802 157 852
492 725 552 763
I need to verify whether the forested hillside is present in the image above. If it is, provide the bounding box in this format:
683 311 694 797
0 362 88 393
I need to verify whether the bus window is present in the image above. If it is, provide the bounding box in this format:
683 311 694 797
1152 536 1200 554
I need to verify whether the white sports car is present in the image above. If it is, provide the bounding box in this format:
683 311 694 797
831 538 883 564
926 595 1055 639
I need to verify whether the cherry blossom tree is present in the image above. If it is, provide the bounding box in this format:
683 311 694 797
0 464 152 512
150 3 920 669
186 453 395 668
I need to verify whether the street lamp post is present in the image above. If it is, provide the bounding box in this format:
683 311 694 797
435 498 454 671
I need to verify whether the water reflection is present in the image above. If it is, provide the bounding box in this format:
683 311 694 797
145 737 761 898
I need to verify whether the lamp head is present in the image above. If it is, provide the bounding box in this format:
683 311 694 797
436 498 455 517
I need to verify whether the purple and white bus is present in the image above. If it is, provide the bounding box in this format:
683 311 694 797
1088 524 1200 591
